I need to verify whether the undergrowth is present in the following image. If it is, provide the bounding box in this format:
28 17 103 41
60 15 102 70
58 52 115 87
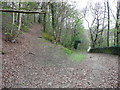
63 47 73 55
63 47 85 62
41 32 54 42
21 24 29 32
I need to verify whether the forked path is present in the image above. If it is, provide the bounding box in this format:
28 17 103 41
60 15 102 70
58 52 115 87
2 24 119 88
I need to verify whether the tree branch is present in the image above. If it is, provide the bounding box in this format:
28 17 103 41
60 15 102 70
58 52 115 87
0 9 46 14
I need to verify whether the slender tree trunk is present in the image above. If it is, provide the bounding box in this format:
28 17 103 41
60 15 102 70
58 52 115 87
116 1 120 45
27 14 29 25
34 14 36 23
12 2 15 34
89 28 94 48
38 14 41 23
41 2 47 33
12 1 15 24
51 3 56 40
18 2 22 31
16 13 18 24
12 1 15 25
107 1 110 47
100 2 106 46
18 13 22 31
13 13 15 24
114 30 116 45
43 13 46 32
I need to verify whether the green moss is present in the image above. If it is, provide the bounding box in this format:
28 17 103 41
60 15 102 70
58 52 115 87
104 49 112 53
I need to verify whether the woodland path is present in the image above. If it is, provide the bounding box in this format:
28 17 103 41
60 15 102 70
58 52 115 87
2 24 119 88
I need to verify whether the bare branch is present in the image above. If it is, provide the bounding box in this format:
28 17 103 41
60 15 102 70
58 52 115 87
0 9 46 14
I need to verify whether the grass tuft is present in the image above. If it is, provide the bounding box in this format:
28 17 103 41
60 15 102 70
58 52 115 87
70 53 85 62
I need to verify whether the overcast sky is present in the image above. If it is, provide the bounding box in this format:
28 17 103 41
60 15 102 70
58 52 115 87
69 0 118 29
70 0 117 9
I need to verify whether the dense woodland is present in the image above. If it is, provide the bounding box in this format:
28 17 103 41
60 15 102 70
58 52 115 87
1 1 120 50
1 2 88 50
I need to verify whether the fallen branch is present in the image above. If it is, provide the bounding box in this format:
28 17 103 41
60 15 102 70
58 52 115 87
0 9 46 14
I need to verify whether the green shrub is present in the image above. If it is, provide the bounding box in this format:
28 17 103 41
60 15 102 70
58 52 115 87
4 30 23 41
63 47 72 55
21 24 29 32
4 32 15 40
2 13 18 41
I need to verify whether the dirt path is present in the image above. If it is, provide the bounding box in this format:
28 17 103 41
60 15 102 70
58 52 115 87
2 24 119 88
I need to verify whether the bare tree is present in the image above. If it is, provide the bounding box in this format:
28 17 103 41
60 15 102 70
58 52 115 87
83 2 107 48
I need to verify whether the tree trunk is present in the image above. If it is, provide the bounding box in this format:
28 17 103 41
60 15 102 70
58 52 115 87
114 30 116 45
100 2 106 46
107 1 110 47
12 2 15 34
51 3 56 40
12 2 15 25
116 1 120 45
18 13 22 31
13 13 15 24
15 13 18 24
34 14 36 23
43 13 46 32
27 14 29 25
18 2 22 31
38 14 41 23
